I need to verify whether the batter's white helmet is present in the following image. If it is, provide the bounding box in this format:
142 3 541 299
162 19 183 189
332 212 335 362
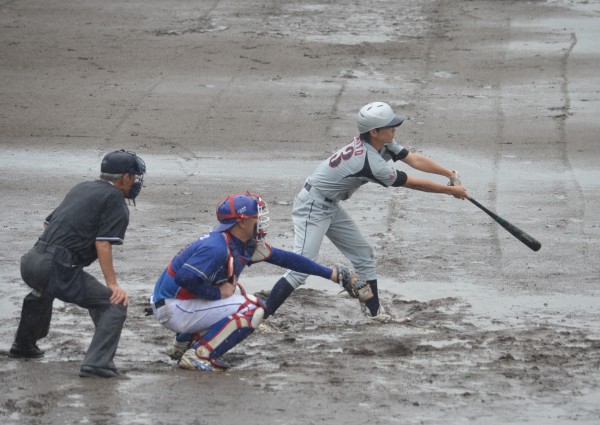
357 102 405 133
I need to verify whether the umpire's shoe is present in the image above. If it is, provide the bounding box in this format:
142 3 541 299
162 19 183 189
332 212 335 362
79 365 121 378
8 342 45 359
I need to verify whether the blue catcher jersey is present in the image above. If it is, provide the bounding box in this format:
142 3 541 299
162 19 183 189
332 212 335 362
152 232 254 302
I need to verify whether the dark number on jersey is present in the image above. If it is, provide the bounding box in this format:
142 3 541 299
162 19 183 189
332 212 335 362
328 145 364 168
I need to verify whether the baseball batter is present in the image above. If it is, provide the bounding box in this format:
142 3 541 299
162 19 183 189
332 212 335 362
266 101 469 322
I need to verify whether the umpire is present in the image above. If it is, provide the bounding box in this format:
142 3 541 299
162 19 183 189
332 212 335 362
8 149 146 378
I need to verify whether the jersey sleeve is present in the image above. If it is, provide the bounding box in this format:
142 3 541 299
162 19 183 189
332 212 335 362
44 210 55 225
175 267 221 300
266 247 333 280
380 140 409 162
369 149 403 188
96 191 129 245
176 242 229 300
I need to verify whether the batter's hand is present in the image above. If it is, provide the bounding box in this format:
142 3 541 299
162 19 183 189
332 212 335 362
109 283 129 306
448 185 469 200
446 170 467 199
448 170 462 186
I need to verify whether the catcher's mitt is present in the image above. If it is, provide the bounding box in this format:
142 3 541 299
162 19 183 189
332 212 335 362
336 266 374 302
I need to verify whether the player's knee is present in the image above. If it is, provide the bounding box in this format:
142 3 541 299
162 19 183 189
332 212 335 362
250 307 264 329
107 303 127 323
283 271 307 289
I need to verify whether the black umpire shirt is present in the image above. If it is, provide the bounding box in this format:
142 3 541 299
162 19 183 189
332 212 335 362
41 180 130 267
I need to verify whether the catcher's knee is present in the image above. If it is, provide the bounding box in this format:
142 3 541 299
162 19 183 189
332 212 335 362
195 307 264 358
251 306 264 327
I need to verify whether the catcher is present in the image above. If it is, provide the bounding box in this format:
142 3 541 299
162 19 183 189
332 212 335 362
150 192 368 372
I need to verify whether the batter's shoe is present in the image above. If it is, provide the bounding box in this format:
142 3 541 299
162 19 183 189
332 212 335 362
362 304 411 325
178 348 228 372
8 342 45 359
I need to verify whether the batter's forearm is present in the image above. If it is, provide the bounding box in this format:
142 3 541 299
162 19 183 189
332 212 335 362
402 153 452 178
403 176 454 195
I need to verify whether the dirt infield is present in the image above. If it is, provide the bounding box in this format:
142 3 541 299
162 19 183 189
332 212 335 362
1 0 599 424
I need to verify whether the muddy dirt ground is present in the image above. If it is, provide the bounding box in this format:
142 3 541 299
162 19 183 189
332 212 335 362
1 0 600 424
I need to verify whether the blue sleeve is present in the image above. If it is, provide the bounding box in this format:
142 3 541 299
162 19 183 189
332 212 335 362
175 268 222 300
173 238 228 301
266 247 333 280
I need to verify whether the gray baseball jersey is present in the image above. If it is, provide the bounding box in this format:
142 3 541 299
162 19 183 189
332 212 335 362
307 137 408 202
283 136 409 288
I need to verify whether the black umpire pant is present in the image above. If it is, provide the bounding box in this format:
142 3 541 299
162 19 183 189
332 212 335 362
14 240 127 372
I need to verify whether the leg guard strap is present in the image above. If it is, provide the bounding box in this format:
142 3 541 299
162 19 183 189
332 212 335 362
193 307 264 359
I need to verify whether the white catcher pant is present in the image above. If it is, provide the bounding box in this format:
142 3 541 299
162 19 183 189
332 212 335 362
283 187 376 288
152 294 252 335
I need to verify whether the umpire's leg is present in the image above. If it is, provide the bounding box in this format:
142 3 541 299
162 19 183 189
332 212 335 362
79 271 127 374
11 290 53 357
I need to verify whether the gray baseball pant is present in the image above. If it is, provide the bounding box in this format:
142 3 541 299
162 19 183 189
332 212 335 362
283 187 376 288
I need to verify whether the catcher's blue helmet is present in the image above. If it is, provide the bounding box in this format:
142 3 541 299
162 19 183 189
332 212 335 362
213 192 269 239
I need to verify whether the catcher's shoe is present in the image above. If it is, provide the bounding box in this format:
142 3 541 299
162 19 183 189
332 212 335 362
256 322 281 334
177 348 229 372
167 339 192 361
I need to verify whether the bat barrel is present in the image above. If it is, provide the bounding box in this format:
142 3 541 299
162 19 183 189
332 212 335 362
469 198 541 252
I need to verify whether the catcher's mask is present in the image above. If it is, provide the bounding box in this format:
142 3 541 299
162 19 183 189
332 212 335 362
214 192 270 241
101 149 146 205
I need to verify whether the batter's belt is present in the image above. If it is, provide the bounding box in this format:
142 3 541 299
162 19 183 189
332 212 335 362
303 182 337 204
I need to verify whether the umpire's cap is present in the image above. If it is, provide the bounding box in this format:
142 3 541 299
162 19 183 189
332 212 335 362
357 101 405 133
101 149 146 175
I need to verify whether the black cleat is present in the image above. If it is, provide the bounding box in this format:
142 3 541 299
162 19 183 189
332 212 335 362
79 365 122 378
8 343 45 359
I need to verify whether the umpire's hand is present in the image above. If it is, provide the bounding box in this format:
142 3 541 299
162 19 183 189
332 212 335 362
109 283 129 306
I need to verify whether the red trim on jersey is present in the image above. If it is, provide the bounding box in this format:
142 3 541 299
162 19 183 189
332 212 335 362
167 260 176 277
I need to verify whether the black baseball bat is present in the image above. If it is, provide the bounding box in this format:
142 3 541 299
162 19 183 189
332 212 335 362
469 197 541 251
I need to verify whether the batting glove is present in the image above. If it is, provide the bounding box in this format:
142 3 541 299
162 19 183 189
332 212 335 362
447 170 462 186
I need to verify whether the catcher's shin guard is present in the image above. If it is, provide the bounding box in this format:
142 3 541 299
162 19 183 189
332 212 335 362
192 306 264 362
